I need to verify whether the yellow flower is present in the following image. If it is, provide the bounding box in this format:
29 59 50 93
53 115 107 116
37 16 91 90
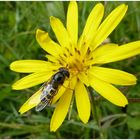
10 2 140 132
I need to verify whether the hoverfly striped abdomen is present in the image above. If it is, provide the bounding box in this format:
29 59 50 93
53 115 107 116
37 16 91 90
36 67 70 112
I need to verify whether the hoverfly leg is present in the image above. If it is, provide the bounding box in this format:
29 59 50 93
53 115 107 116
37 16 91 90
62 84 73 91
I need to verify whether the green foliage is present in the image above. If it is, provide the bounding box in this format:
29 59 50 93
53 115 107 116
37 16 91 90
1 1 140 138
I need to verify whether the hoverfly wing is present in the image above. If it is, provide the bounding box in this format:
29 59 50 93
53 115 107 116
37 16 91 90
35 101 48 112
40 84 52 100
36 84 53 112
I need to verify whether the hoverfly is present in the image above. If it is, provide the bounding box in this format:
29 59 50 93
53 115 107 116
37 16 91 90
36 67 70 111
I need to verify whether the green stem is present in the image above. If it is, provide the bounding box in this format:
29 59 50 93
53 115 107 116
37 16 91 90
128 98 140 102
88 87 104 139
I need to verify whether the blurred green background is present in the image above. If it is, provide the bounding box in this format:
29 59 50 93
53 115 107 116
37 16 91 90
1 1 140 138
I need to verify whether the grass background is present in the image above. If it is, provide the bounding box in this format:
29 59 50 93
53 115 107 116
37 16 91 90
1 1 140 138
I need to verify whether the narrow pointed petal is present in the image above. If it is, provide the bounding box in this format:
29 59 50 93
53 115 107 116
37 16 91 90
46 55 61 64
19 89 42 114
78 72 89 86
50 16 70 48
10 60 59 73
86 44 118 66
94 41 140 64
50 76 77 132
75 81 91 123
82 3 104 44
36 29 61 56
67 1 78 45
91 43 118 58
88 74 128 107
89 66 137 85
50 90 73 132
12 71 53 90
91 4 128 50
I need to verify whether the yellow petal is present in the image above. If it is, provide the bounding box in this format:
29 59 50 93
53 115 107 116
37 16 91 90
89 66 137 85
10 60 59 73
36 29 61 56
94 41 140 64
91 43 118 58
50 76 77 132
46 55 59 64
75 81 91 123
12 71 53 90
19 89 42 114
82 3 104 44
50 16 70 48
69 75 77 89
85 44 118 66
88 74 128 107
67 1 78 45
50 89 73 132
78 3 104 55
91 4 128 50
78 72 89 86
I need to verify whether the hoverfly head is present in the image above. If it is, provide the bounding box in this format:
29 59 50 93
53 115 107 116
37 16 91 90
59 67 70 78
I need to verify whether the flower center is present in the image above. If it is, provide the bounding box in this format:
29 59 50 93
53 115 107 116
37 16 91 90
59 47 90 75
68 57 84 73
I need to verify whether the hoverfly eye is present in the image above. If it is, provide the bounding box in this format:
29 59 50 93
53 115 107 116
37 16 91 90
64 71 70 78
55 73 64 83
59 68 70 78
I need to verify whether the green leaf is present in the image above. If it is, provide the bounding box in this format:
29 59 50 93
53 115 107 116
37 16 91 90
0 86 11 101
46 2 65 22
127 116 140 130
